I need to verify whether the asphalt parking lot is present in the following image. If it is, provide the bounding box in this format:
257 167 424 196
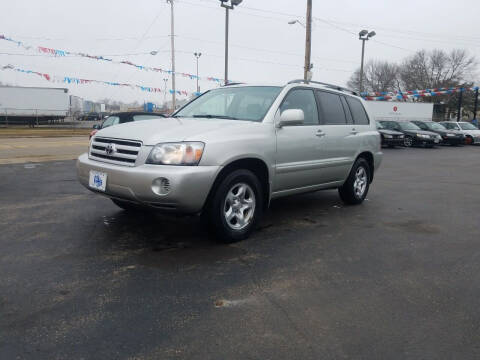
1 146 480 359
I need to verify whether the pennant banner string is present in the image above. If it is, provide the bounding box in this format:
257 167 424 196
0 34 227 84
0 64 201 97
362 86 479 101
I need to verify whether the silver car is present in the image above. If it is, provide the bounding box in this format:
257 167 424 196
77 80 382 242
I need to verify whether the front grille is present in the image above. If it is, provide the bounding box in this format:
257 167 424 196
89 137 142 166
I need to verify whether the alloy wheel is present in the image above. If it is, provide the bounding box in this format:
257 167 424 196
223 183 256 230
353 166 368 198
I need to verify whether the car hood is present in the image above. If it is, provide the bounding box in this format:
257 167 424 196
93 117 257 145
378 129 403 135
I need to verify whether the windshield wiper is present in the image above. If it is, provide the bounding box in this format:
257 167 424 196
192 114 238 120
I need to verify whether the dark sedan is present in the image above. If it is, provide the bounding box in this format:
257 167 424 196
376 121 404 147
90 112 165 139
378 120 442 148
412 120 464 146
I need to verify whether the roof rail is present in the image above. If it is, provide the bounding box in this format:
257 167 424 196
223 82 245 87
287 79 358 96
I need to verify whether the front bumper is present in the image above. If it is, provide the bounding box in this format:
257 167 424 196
77 153 220 213
472 137 480 145
441 136 464 145
381 137 404 146
413 137 440 146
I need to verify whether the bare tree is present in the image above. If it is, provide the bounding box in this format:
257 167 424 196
347 60 400 94
399 49 476 90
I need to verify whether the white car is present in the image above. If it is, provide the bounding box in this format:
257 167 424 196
440 121 480 145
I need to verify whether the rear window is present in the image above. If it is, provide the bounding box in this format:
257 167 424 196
346 97 369 125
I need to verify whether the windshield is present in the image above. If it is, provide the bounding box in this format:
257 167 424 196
398 121 421 130
459 122 478 130
375 121 384 129
427 122 446 131
174 86 282 122
442 122 459 130
101 116 120 128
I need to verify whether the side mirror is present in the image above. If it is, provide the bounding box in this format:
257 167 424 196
277 109 304 128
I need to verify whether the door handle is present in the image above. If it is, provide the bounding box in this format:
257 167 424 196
350 128 358 135
316 130 326 137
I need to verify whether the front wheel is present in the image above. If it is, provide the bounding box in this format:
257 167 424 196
339 158 370 205
206 169 263 243
404 136 413 147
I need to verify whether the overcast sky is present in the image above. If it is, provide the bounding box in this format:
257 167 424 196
1 0 479 104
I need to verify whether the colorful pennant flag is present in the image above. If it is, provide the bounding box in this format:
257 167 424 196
1 64 202 96
0 34 227 84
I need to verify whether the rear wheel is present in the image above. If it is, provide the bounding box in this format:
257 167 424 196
339 158 370 205
205 169 263 243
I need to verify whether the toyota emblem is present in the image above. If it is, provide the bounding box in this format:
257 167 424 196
105 143 116 155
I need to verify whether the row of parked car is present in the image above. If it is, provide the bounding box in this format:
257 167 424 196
376 120 480 148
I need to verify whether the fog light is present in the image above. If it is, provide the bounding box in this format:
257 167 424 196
152 177 171 195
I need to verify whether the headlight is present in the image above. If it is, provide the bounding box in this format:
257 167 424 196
384 134 393 139
147 142 205 165
399 135 404 139
416 134 429 139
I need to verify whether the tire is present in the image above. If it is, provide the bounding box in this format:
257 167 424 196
403 136 413 147
205 169 263 243
111 198 144 212
338 158 370 205
465 136 473 145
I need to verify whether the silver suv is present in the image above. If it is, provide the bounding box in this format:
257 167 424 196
77 80 382 242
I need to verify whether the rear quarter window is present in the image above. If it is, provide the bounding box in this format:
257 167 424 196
346 97 370 125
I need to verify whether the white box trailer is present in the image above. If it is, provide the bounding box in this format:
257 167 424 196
366 102 434 122
0 86 69 124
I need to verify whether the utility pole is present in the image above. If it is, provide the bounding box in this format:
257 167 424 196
473 87 479 124
194 52 202 93
163 78 168 107
304 0 312 82
457 90 463 122
167 0 176 111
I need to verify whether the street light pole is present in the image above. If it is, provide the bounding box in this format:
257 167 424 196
304 0 312 82
359 39 366 93
358 30 376 94
194 52 202 93
225 7 229 84
167 0 176 111
219 0 242 85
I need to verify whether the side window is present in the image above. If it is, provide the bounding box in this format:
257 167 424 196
316 91 347 125
279 89 319 125
345 97 370 125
